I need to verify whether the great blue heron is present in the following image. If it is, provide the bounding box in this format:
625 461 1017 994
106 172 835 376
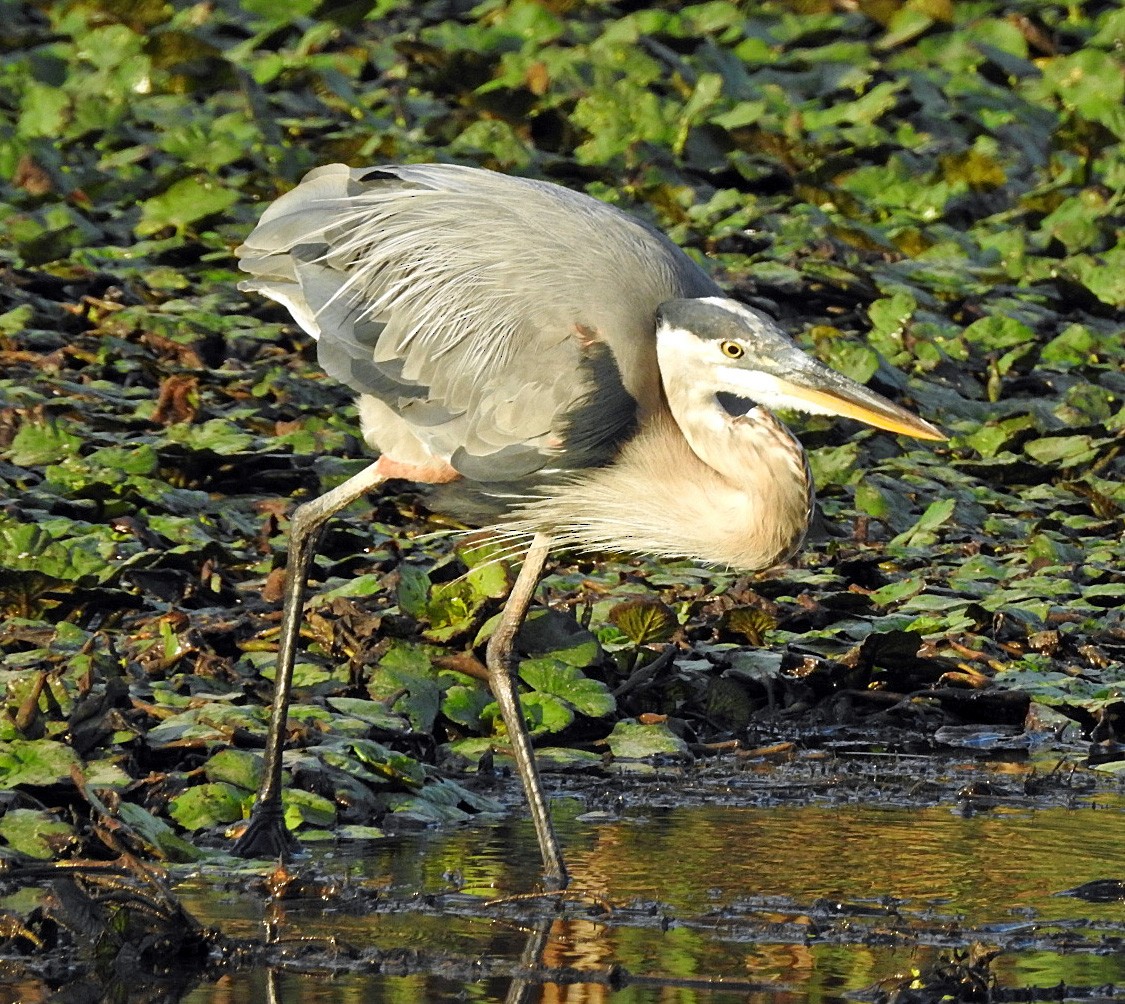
233 163 943 887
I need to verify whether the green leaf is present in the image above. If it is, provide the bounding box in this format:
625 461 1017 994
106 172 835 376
961 315 1036 351
888 498 956 549
803 81 902 130
383 792 471 827
964 416 1035 459
136 177 240 236
284 788 336 831
0 739 80 787
878 6 937 49
418 776 499 815
572 79 674 164
158 111 263 173
0 517 112 584
608 598 678 645
808 442 861 487
478 608 600 667
367 663 444 733
855 480 890 517
445 736 601 771
992 665 1116 707
480 688 573 738
867 292 916 350
145 706 242 745
449 119 532 168
511 691 574 735
163 419 254 455
1023 435 1098 468
115 802 205 862
0 808 77 859
86 444 159 476
167 782 247 831
0 304 34 336
869 576 927 607
1065 248 1125 309
604 721 690 760
5 419 83 466
725 649 784 684
325 698 411 733
17 82 69 138
675 71 723 153
441 684 493 730
1039 49 1124 130
424 561 509 641
203 748 263 791
238 0 323 27
1038 193 1105 254
1083 583 1125 607
443 736 498 766
319 737 427 787
519 658 615 718
819 339 880 384
396 564 430 618
711 99 767 131
335 824 387 840
461 557 511 599
84 759 132 788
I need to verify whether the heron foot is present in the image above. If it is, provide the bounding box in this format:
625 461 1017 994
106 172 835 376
231 803 300 859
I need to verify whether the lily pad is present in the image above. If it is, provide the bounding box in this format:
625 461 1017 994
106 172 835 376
604 721 691 761
0 808 77 859
485 690 575 737
317 738 427 787
441 684 494 731
0 739 80 787
609 599 678 645
284 789 337 831
168 783 247 831
326 698 411 733
136 176 240 236
519 658 615 719
203 748 264 792
513 609 601 666
888 498 957 550
115 802 206 862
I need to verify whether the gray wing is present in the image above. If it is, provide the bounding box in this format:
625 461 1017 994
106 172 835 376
237 163 721 481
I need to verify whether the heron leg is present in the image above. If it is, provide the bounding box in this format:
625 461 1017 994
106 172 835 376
233 462 388 858
485 533 568 889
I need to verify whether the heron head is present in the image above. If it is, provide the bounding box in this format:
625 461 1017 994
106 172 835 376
655 297 944 441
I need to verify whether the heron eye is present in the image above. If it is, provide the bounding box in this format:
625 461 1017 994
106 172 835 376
720 340 744 359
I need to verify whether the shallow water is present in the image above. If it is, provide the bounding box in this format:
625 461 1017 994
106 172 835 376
178 788 1125 1003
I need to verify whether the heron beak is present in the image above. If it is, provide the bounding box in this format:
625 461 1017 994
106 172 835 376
774 363 946 441
656 296 945 441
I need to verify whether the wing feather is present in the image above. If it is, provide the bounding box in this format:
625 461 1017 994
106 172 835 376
237 163 721 482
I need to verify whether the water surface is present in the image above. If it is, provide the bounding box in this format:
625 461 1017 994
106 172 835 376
179 791 1124 1003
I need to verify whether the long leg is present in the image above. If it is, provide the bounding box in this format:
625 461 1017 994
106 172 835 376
233 461 388 858
485 533 568 888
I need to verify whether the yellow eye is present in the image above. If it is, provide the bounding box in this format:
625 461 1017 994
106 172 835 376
720 340 744 359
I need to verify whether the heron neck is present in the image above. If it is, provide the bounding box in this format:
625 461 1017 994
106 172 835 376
657 366 814 567
497 365 814 571
660 368 801 487
502 408 812 571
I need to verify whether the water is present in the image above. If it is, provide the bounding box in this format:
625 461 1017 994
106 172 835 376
178 795 1125 1003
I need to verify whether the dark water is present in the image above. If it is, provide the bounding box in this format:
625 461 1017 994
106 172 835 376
178 794 1125 1003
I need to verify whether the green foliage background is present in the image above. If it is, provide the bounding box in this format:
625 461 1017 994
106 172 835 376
0 0 1122 855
